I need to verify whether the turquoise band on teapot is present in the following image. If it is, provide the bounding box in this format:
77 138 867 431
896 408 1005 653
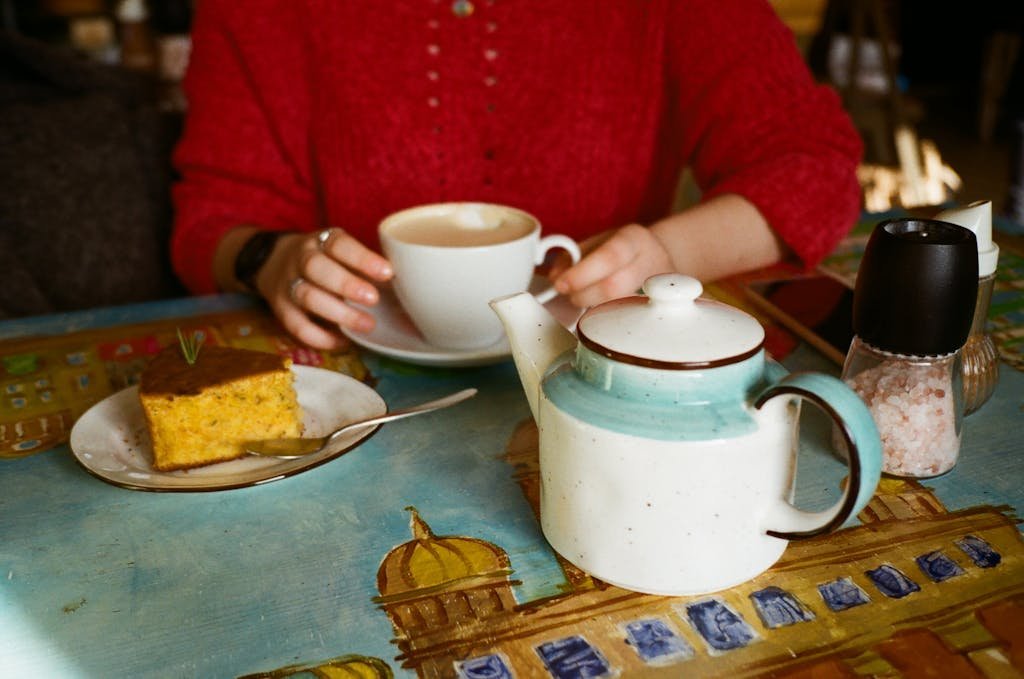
542 345 787 441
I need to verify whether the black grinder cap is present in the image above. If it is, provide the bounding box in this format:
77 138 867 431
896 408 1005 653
853 218 979 356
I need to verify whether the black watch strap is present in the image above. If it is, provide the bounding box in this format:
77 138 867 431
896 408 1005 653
234 230 292 293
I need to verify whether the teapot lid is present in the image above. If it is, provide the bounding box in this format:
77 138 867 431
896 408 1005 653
576 274 764 368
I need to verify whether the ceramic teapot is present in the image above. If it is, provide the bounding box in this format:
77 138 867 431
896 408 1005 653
490 273 882 596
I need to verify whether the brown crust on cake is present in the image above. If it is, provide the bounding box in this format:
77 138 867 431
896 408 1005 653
139 344 290 396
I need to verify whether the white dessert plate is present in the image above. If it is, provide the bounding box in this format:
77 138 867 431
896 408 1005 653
69 365 386 492
341 279 581 368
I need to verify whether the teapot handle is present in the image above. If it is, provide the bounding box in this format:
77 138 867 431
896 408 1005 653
754 372 882 540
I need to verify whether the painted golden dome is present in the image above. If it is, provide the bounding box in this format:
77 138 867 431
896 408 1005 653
241 653 392 678
376 507 512 600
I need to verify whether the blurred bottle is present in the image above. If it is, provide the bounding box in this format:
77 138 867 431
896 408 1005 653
116 0 158 74
936 201 1001 415
30 0 116 62
1009 118 1024 224
152 0 193 111
69 12 118 64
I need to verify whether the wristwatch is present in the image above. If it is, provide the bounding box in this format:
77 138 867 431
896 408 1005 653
234 230 292 293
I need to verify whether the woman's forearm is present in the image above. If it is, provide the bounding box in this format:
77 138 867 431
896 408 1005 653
650 193 787 283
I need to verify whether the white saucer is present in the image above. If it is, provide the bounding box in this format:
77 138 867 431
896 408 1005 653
69 366 386 492
342 280 580 368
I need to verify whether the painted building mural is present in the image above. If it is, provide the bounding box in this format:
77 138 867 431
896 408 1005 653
245 421 1024 679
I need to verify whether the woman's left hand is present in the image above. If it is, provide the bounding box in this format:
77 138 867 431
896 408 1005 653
552 223 673 308
257 227 393 350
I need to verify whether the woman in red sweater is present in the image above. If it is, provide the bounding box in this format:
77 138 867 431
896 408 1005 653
171 0 862 350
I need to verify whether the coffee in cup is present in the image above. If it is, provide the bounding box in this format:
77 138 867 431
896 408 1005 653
380 203 580 350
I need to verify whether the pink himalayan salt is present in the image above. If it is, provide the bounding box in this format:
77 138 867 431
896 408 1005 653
844 359 960 477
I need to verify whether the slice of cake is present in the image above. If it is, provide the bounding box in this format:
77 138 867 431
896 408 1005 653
139 344 303 471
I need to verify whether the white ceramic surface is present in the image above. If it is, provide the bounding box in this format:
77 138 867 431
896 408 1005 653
577 274 765 364
69 366 386 491
538 395 798 595
379 202 580 350
343 279 581 368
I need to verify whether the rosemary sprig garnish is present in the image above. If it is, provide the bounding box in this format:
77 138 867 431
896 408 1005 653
176 328 204 366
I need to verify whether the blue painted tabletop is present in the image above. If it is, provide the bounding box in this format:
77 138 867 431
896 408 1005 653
0 296 1021 678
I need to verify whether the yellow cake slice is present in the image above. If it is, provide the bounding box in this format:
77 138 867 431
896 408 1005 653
138 344 303 471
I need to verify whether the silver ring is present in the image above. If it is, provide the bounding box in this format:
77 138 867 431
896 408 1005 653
288 276 305 303
316 228 333 251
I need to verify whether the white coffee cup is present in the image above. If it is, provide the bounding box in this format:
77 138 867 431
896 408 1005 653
380 203 581 350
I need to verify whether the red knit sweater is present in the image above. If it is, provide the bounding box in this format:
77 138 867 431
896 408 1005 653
171 0 863 294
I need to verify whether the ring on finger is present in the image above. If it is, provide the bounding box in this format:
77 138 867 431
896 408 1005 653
289 276 305 303
316 228 333 252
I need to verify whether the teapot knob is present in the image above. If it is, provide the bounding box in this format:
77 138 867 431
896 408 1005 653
643 274 702 308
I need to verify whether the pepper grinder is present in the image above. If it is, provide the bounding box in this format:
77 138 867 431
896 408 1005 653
936 201 1001 414
840 218 978 478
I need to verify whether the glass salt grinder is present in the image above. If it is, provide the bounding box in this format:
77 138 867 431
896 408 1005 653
936 201 1001 414
841 218 978 478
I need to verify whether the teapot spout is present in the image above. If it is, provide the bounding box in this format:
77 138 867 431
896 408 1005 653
490 292 577 421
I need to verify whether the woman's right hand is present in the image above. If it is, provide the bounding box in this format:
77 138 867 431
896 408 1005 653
256 228 393 350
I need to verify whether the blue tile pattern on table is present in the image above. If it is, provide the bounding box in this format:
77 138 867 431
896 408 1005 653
684 599 758 652
750 586 816 628
535 635 612 679
915 550 966 582
866 564 921 598
956 535 1002 568
624 618 694 664
818 577 871 612
457 653 514 679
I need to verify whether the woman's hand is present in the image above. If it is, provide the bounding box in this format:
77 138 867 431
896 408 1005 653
257 228 393 350
551 195 785 309
552 223 673 309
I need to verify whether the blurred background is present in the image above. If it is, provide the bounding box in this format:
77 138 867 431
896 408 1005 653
2 3 1020 477
774 0 1022 219
1 0 1022 246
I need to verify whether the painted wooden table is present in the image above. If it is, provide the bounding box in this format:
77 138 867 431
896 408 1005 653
1 272 1022 678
